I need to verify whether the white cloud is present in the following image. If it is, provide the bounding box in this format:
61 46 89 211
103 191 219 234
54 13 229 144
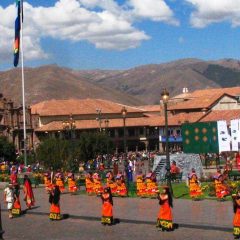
128 0 179 25
0 0 177 63
186 0 240 28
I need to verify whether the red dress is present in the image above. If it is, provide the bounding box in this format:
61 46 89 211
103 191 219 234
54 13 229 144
101 193 113 225
157 195 173 230
233 198 240 237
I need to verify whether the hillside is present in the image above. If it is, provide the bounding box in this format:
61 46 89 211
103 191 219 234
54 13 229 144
73 58 240 104
1 58 240 106
0 65 143 106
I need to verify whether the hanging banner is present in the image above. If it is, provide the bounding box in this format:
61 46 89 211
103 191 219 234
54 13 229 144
217 120 231 152
231 119 239 151
182 122 219 154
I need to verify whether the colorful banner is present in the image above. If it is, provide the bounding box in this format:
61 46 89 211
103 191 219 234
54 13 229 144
182 122 219 154
217 120 231 152
231 119 239 151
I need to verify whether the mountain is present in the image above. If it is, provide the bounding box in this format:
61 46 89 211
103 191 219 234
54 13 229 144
73 58 240 104
0 65 144 106
1 58 240 106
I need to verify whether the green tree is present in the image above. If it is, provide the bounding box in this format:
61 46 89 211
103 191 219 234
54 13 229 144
0 136 16 162
36 132 113 171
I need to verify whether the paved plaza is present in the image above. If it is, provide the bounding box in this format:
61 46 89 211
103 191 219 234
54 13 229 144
0 187 235 240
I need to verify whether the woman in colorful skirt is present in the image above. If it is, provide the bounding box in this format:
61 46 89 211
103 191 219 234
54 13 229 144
85 173 94 195
44 172 53 192
214 171 229 200
188 169 202 200
55 172 65 193
233 190 240 239
101 187 113 225
12 183 21 216
49 185 62 220
23 175 35 209
116 173 127 197
106 171 117 195
156 186 173 231
92 173 103 195
146 171 158 197
136 174 147 197
67 173 78 193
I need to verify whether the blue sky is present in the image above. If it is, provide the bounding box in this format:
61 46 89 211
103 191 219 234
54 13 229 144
1 0 240 70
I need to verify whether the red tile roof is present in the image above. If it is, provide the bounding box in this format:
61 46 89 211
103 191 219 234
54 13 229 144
137 105 161 113
190 87 240 98
168 93 225 110
31 98 143 116
36 117 150 132
199 110 240 124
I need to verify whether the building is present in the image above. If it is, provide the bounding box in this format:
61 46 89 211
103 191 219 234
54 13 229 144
31 98 161 152
0 94 34 154
31 86 240 153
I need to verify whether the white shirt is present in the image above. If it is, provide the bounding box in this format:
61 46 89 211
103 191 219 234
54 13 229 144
4 187 14 203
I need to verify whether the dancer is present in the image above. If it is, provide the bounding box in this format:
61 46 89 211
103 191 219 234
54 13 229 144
136 173 147 197
12 183 21 216
23 175 35 209
106 171 117 195
85 173 94 195
156 186 174 231
232 191 240 239
116 173 127 197
67 173 78 193
49 185 62 220
146 171 158 197
92 173 103 195
55 172 65 193
44 172 53 192
213 169 229 200
188 169 202 200
101 187 113 225
4 183 14 219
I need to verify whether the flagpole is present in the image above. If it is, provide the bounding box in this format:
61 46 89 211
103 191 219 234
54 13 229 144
20 0 27 167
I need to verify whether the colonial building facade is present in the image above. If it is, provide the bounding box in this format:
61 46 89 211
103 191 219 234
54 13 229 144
30 87 240 153
0 94 34 154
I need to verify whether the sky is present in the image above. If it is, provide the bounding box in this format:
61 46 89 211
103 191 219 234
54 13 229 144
1 0 240 70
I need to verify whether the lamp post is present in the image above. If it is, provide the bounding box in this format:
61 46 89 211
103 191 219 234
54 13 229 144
62 114 76 139
96 109 102 132
161 88 173 195
121 106 128 187
104 118 110 168
62 114 76 171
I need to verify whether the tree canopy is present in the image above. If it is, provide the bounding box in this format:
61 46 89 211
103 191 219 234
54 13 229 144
36 132 113 171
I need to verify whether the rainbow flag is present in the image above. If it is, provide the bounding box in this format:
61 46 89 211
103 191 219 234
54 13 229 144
13 0 23 67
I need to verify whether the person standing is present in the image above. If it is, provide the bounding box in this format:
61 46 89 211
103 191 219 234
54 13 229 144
232 191 240 239
101 187 113 225
23 175 35 209
156 186 173 231
49 185 62 220
12 183 21 216
188 169 202 200
4 183 14 219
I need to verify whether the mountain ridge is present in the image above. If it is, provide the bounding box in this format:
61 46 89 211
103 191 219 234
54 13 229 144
1 58 240 106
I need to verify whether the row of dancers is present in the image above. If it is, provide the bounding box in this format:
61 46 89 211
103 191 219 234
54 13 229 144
3 172 240 239
43 168 230 200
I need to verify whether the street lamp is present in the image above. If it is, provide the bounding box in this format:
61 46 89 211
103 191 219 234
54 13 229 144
104 119 110 168
62 114 76 139
121 106 128 188
121 106 127 155
161 88 173 195
96 109 102 132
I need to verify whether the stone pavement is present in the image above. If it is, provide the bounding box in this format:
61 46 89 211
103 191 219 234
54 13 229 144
0 187 235 240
